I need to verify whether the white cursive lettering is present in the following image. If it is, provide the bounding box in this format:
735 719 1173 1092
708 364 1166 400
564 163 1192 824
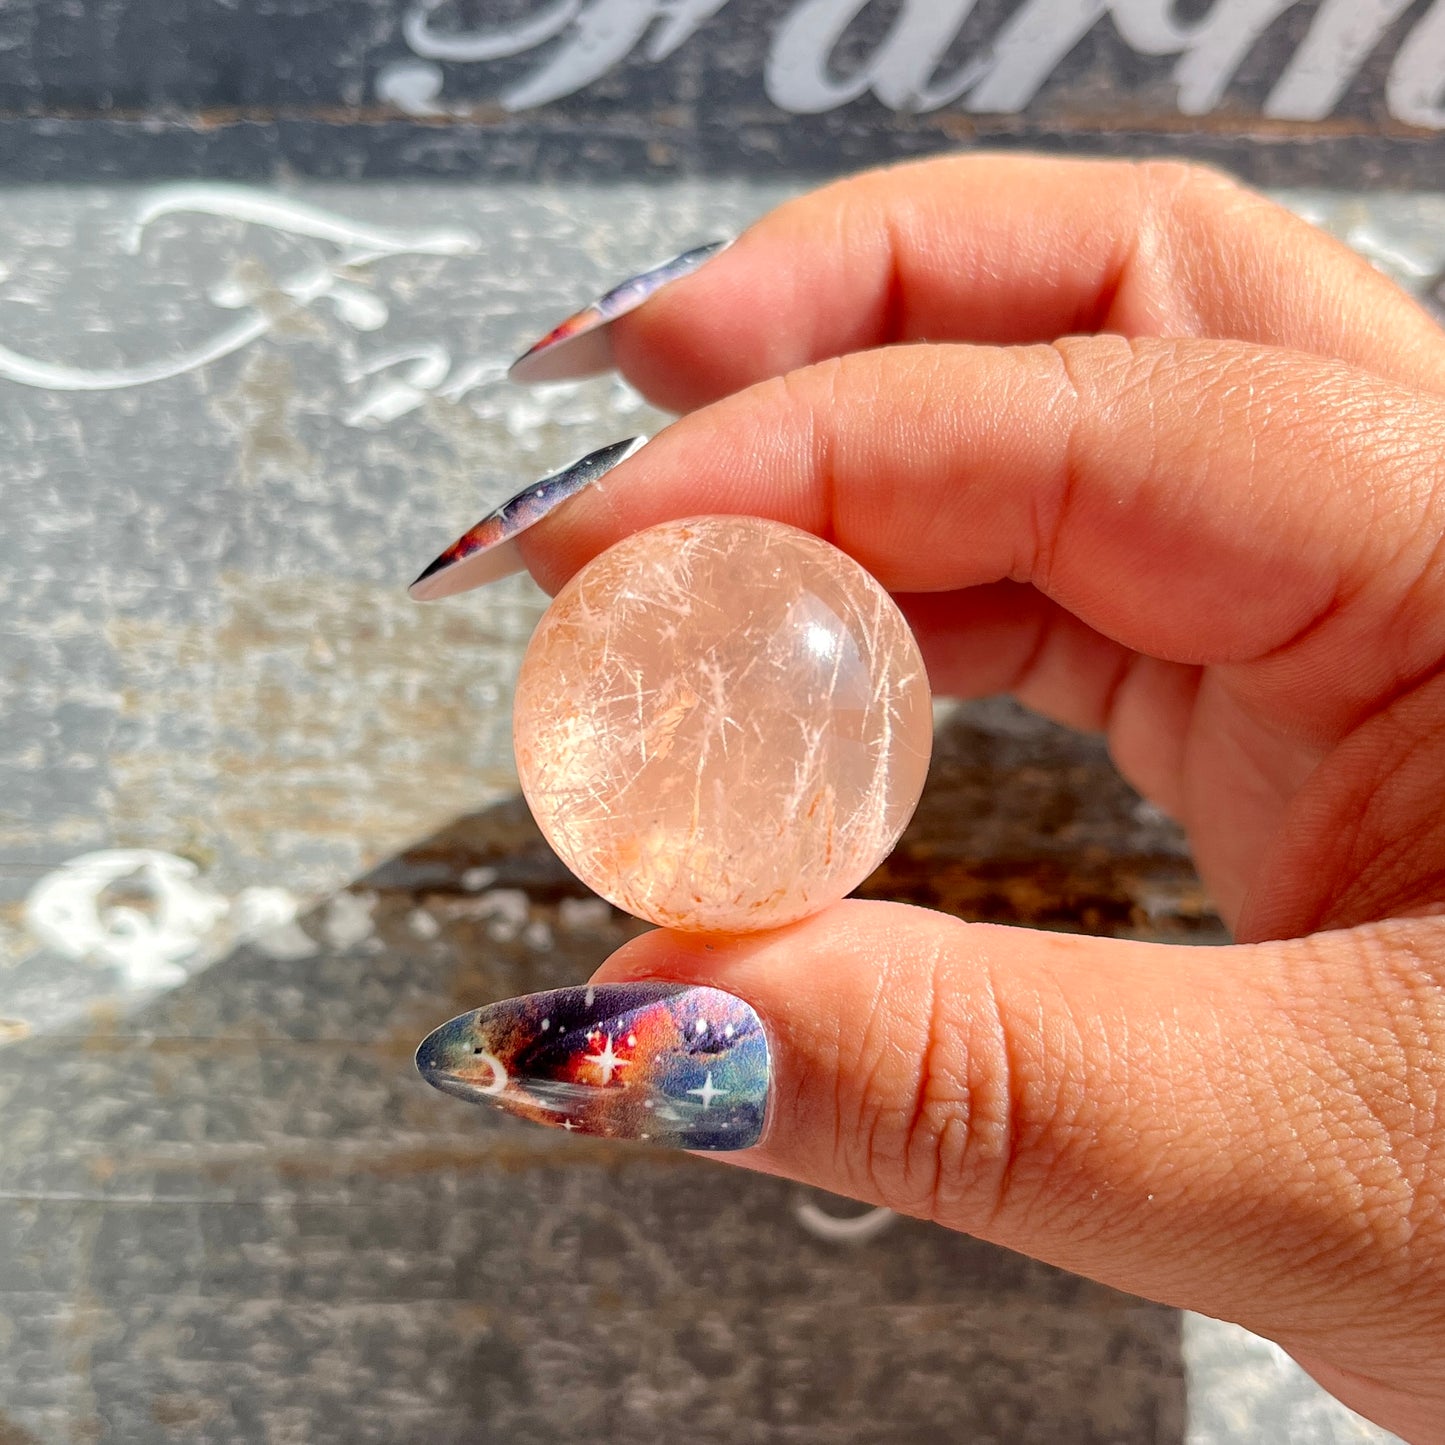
502 0 665 110
0 185 479 393
1388 0 1445 129
404 0 582 63
1267 0 1414 121
393 0 1445 131
647 0 733 61
767 0 985 115
964 0 1104 113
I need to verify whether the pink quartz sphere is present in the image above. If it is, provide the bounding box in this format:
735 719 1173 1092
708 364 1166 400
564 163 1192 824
513 516 933 932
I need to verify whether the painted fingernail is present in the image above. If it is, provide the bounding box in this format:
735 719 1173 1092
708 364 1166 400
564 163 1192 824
415 982 769 1151
408 436 647 601
508 238 732 385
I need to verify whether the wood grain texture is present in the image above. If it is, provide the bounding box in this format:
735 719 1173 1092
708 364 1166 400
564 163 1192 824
0 83 1424 1441
0 0 1440 184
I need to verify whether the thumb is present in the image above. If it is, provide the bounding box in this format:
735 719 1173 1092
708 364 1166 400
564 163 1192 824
592 902 1445 1439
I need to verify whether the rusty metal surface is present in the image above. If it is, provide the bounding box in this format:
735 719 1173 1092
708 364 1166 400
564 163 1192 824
1 176 1426 1441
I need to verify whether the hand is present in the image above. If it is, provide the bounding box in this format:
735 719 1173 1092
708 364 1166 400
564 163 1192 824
517 156 1445 1441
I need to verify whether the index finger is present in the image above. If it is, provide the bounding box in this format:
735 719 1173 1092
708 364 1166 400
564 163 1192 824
606 155 1445 409
518 336 1445 747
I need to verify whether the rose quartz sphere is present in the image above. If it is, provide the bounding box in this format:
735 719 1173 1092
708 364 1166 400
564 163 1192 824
513 516 933 932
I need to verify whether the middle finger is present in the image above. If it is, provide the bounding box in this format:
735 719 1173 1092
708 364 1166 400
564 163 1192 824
602 154 1445 411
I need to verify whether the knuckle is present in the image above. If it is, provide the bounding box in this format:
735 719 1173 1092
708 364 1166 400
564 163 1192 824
1135 156 1253 222
753 350 850 429
850 942 1040 1231
1134 156 1237 200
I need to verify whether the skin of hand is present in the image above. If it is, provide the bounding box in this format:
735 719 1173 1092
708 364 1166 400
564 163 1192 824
514 156 1445 1442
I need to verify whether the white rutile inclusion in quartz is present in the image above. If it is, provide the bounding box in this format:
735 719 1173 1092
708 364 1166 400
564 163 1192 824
513 516 932 932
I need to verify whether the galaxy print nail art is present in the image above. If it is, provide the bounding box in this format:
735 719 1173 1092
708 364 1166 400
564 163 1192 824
408 436 647 601
508 239 732 385
415 983 769 1151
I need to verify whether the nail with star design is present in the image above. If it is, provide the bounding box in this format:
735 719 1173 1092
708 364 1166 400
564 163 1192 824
415 982 769 1151
508 238 733 385
408 436 647 601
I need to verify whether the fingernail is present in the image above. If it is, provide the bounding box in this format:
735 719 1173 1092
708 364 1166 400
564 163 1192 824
508 238 732 385
408 436 647 601
415 982 769 1151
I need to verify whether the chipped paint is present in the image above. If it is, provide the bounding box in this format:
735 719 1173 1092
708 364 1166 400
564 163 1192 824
13 851 314 1044
319 890 378 952
24 849 229 988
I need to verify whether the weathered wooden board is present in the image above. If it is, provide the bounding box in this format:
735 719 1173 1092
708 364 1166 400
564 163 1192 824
0 1 1442 182
0 8 1434 1436
0 172 1421 1441
0 714 1215 1445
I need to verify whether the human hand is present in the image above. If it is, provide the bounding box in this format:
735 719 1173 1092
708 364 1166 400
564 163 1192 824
488 157 1445 1440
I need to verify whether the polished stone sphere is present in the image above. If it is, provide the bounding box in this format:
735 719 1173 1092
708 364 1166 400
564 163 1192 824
514 516 933 932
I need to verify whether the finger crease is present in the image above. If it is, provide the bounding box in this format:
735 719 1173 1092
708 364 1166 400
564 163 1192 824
1008 600 1057 699
901 954 945 1217
1099 648 1140 740
1034 342 1089 594
977 960 1025 1235
878 207 911 347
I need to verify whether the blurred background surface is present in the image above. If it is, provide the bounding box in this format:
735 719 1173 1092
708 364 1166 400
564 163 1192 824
3 4 1442 1441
